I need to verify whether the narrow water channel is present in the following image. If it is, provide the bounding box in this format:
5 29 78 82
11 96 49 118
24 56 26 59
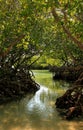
0 70 83 130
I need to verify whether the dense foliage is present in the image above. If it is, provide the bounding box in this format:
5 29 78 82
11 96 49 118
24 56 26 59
0 0 83 69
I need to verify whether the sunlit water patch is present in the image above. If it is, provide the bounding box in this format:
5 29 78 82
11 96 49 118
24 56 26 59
26 86 57 118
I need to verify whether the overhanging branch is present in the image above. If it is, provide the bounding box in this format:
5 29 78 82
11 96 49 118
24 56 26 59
51 6 83 51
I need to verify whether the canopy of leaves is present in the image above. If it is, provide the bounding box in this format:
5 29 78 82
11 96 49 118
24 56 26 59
0 0 83 69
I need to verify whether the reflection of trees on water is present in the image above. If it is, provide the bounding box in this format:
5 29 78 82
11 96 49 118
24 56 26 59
34 70 69 93
0 70 83 130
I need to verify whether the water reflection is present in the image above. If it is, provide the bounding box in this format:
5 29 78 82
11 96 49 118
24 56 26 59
26 86 57 119
0 70 83 130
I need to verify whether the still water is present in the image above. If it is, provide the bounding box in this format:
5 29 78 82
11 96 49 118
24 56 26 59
0 70 83 130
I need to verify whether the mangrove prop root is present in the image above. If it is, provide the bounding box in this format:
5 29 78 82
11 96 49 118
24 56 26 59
56 85 83 119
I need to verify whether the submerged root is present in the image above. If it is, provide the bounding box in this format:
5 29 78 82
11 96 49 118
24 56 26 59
56 84 83 119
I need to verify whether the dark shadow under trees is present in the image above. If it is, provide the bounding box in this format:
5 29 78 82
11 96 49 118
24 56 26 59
0 65 40 104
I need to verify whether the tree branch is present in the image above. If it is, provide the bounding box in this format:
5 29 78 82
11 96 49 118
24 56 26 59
51 6 83 51
0 34 25 58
